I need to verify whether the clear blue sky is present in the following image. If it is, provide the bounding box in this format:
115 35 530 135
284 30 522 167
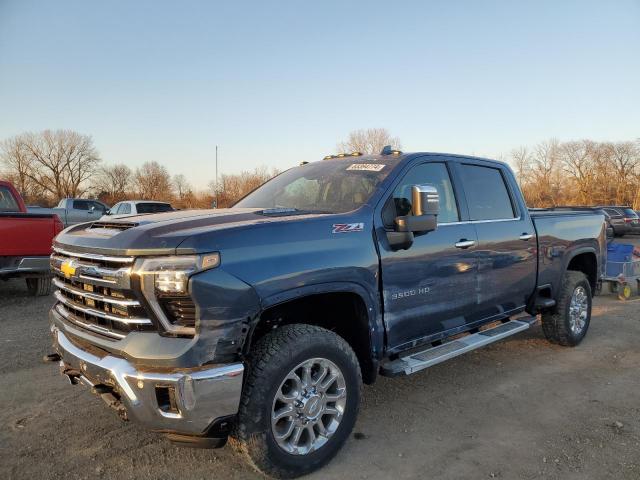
1 0 638 189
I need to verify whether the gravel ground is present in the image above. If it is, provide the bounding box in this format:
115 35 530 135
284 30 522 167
1 239 640 480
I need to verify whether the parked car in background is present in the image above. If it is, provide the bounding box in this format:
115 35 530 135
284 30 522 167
619 207 640 234
101 200 175 220
600 206 639 236
28 198 109 227
0 180 63 295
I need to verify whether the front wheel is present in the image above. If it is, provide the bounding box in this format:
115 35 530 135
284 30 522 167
25 276 52 296
233 324 362 478
542 271 592 346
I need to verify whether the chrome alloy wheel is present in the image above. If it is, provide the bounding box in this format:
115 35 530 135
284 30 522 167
271 358 347 455
569 285 589 335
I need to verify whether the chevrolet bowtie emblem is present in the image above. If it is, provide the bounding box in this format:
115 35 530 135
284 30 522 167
60 260 77 278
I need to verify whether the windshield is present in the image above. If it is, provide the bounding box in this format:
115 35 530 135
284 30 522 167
622 208 638 217
235 160 393 213
137 203 174 214
0 186 20 212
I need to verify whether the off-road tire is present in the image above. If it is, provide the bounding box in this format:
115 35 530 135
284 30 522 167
542 271 591 346
26 277 52 296
233 324 362 478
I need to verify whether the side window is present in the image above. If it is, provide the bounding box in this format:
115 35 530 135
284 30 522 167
0 186 20 212
121 203 132 214
73 200 90 210
606 208 621 217
383 162 459 227
459 165 516 221
111 203 121 214
91 201 105 212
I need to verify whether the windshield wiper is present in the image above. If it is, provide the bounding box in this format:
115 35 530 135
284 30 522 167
259 207 335 216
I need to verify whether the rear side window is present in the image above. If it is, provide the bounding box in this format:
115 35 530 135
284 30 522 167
136 203 172 214
603 208 621 217
459 164 515 221
0 186 20 212
73 200 90 210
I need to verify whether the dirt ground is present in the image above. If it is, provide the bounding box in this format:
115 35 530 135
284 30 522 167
1 240 639 480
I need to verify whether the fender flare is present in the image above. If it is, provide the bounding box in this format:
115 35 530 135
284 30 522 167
559 245 599 293
251 281 384 363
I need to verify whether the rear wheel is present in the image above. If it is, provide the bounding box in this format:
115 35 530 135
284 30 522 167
234 324 361 478
26 277 52 296
542 271 591 346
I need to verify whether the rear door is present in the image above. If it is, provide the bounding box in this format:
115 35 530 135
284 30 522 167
455 162 536 319
376 158 479 350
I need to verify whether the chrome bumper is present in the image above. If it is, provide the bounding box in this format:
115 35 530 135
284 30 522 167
51 326 244 436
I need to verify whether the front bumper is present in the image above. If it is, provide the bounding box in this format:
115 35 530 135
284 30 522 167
51 326 244 437
0 256 51 276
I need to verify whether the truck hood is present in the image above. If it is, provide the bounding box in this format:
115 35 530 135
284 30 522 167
54 208 334 256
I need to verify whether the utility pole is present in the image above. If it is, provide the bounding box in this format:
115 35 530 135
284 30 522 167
215 145 218 208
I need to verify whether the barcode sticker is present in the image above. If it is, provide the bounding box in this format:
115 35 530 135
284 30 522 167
346 163 385 172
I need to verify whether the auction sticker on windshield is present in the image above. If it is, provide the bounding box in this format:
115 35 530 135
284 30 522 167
346 164 385 172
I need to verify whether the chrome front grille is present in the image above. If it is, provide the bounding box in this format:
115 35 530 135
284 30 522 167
51 247 155 340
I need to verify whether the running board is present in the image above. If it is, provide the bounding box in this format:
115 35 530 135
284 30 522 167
380 317 537 377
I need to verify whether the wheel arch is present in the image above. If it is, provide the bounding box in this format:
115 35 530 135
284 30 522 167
246 282 383 384
564 248 598 293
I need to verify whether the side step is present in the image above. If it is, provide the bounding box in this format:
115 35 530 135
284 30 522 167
380 317 537 377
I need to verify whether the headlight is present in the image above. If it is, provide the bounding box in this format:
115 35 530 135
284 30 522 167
134 253 220 335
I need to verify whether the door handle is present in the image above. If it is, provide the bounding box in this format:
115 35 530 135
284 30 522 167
519 233 533 241
455 240 475 249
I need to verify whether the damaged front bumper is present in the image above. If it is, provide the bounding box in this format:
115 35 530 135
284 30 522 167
50 325 244 445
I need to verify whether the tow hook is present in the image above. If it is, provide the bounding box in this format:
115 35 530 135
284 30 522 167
43 353 61 363
62 367 82 385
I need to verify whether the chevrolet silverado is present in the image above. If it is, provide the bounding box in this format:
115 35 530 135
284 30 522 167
46 150 606 477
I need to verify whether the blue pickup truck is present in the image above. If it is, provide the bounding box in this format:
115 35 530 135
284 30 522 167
47 150 606 478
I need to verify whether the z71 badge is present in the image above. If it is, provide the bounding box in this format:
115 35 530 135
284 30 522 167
332 223 364 234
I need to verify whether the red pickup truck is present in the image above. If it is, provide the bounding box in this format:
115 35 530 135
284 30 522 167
0 180 63 295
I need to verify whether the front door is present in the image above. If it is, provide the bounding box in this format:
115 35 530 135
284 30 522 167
377 160 478 351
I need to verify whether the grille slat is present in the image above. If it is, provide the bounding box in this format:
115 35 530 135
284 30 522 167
52 277 140 307
51 247 156 340
54 291 152 325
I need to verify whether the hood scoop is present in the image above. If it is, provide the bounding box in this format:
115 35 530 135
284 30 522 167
88 221 138 231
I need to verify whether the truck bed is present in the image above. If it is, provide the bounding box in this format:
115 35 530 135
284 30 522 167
0 212 62 257
530 208 607 295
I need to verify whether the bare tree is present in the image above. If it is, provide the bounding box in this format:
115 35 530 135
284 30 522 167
1 130 100 201
93 164 132 204
606 141 640 205
133 161 173 200
336 128 401 155
509 138 640 208
173 174 196 208
209 166 279 208
560 140 596 205
173 174 191 200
